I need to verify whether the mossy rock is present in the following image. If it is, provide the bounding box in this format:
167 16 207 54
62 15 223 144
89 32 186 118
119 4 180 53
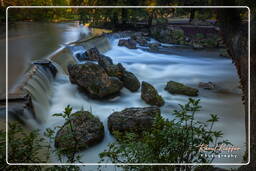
108 107 161 136
141 81 165 106
165 81 198 96
55 111 104 153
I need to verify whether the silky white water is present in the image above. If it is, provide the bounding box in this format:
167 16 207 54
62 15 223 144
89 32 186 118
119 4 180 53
42 37 245 169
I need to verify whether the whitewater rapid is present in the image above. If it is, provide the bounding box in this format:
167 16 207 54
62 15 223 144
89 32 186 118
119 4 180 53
42 37 245 168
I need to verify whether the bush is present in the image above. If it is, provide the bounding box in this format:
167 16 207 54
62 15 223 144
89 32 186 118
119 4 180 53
0 122 45 170
99 98 230 171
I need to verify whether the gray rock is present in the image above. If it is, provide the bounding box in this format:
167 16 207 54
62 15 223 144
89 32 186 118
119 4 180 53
198 82 216 90
122 71 140 92
118 39 137 49
165 81 198 96
149 43 161 51
55 111 104 152
68 63 123 98
108 107 160 135
141 81 164 106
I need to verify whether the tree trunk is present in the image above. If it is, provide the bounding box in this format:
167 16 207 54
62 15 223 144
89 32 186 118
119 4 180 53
216 7 256 170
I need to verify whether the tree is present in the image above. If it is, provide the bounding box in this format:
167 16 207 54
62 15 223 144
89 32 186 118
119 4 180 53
214 0 255 170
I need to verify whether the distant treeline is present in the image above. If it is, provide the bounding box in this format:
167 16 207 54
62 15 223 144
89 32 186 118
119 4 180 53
0 0 253 29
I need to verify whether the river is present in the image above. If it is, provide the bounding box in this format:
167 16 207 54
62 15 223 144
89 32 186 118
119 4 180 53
2 22 246 170
0 21 89 95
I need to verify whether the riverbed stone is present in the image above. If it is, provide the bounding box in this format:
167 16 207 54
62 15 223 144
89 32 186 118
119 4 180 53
108 107 160 135
165 81 198 96
122 71 140 92
68 63 123 98
198 82 216 90
84 47 113 64
84 47 103 61
149 43 161 51
141 81 164 106
55 111 104 152
118 39 137 49
131 34 148 46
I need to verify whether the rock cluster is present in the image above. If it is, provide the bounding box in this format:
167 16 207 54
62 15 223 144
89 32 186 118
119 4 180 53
68 48 140 98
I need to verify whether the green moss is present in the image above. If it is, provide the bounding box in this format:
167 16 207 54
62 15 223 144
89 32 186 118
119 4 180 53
165 81 198 96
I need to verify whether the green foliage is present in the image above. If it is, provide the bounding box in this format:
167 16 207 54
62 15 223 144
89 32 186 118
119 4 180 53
45 105 81 167
0 122 46 170
99 98 230 171
0 107 81 170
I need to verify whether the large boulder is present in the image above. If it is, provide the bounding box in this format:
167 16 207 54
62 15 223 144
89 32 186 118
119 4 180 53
55 111 104 152
108 107 160 135
118 39 137 49
68 63 123 98
122 71 140 92
165 81 198 96
141 81 164 106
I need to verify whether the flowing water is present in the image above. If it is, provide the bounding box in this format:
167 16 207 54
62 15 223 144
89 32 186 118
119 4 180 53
0 21 89 95
3 22 246 170
40 37 245 170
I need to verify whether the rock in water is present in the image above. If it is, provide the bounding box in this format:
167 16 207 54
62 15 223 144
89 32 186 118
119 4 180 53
148 43 161 51
99 58 125 79
118 39 137 49
108 107 160 135
55 111 104 152
99 60 140 92
85 47 113 64
141 81 164 106
165 81 198 96
198 82 215 90
84 47 102 61
122 71 140 92
68 63 123 98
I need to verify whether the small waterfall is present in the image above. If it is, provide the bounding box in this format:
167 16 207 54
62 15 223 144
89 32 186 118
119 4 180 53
23 64 55 123
9 34 112 125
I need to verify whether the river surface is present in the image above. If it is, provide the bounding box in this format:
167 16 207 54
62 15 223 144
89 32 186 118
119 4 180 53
2 22 246 170
0 21 89 95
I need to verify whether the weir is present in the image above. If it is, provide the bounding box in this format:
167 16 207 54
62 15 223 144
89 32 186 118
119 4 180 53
4 34 112 126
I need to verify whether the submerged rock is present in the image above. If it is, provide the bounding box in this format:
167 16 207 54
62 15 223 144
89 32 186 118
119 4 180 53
122 71 140 92
198 82 216 90
118 39 137 49
141 81 164 106
108 107 160 135
165 81 198 96
131 34 149 46
68 63 123 98
55 111 104 152
148 43 161 51
192 41 204 49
